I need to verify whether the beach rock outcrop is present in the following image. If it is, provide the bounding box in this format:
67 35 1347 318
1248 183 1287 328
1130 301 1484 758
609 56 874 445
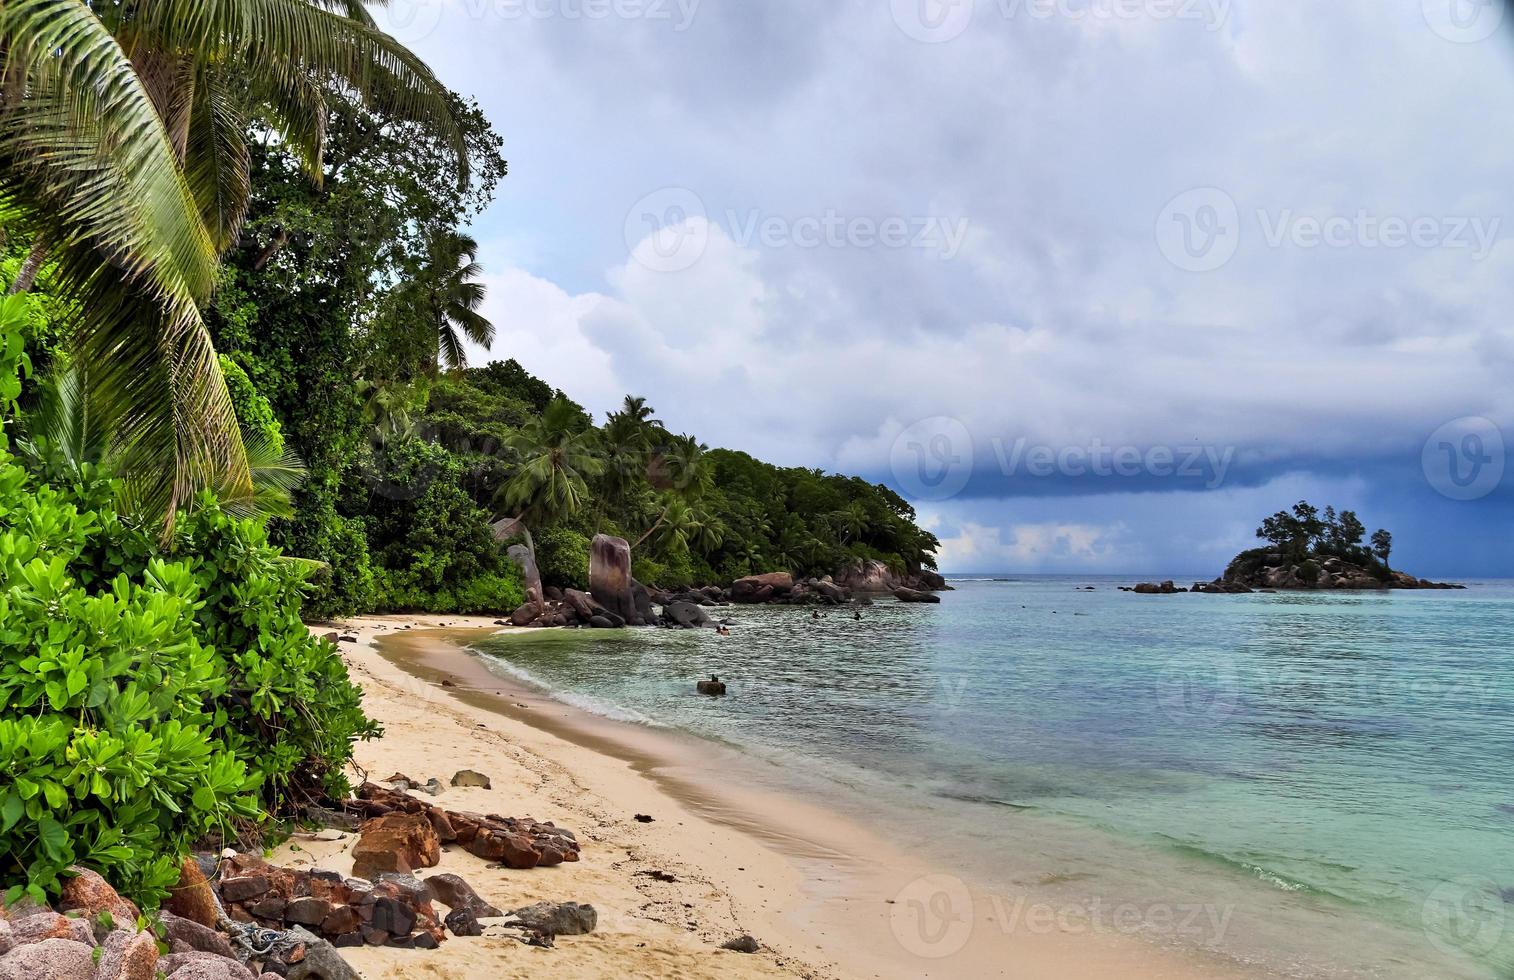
731 572 793 603
696 676 727 696
351 812 441 881
348 782 581 870
836 559 897 593
506 544 545 614
589 534 642 625
893 587 941 603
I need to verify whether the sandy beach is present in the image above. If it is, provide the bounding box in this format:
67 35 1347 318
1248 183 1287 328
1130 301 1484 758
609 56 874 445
278 616 1264 980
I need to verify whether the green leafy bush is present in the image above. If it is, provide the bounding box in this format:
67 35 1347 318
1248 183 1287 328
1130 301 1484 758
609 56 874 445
361 438 524 614
0 297 377 906
533 524 591 590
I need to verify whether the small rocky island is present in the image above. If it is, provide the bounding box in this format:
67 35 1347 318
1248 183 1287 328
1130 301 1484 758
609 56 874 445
1128 501 1464 594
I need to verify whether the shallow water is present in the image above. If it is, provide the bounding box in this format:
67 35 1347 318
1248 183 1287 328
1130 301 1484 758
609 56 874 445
470 577 1514 978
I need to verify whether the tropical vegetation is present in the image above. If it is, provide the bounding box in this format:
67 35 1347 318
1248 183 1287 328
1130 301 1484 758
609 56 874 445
0 0 936 910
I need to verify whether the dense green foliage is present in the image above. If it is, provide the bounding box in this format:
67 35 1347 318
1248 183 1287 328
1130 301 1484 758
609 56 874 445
0 297 376 906
1235 500 1394 580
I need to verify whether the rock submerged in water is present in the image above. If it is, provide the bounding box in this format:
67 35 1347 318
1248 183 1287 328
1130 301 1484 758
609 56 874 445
893 587 941 603
663 600 716 629
696 676 727 696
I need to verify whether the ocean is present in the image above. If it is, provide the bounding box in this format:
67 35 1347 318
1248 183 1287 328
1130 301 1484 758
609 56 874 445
469 576 1514 978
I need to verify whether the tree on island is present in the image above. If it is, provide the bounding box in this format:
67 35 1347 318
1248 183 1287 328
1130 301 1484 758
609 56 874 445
1243 500 1399 585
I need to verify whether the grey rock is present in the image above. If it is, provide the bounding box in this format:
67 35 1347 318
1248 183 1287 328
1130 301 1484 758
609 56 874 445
506 543 545 614
423 874 500 916
505 901 597 937
449 769 491 789
721 935 760 953
159 912 235 958
281 928 361 980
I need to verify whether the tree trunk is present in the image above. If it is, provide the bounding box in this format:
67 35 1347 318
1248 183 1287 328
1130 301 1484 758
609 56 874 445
633 508 668 550
7 240 47 294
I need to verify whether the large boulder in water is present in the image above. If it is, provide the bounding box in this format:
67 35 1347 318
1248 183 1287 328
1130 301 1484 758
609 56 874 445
893 587 941 604
730 572 793 603
506 544 545 613
836 559 900 594
589 534 640 625
663 600 715 629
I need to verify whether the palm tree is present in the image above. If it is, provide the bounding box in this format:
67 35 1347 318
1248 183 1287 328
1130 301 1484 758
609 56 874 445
634 433 711 549
500 397 605 527
0 0 461 523
19 364 307 524
433 233 494 370
597 395 660 521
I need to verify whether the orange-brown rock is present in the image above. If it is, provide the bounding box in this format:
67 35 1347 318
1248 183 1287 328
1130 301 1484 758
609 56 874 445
351 812 440 881
57 866 139 927
163 858 219 930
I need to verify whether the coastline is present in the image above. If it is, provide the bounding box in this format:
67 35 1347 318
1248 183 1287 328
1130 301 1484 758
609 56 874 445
281 615 1268 980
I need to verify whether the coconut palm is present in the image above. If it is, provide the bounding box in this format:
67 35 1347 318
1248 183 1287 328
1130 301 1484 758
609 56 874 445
19 364 307 523
500 396 606 527
0 0 461 523
597 395 661 520
432 233 494 370
635 434 711 549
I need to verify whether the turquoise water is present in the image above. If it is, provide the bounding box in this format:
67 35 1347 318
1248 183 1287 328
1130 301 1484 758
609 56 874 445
471 577 1514 977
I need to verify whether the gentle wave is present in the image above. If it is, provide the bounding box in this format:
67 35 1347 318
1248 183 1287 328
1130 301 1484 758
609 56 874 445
1157 838 1360 904
472 647 667 727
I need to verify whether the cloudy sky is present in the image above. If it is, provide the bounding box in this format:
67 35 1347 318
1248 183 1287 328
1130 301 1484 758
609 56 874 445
383 0 1514 576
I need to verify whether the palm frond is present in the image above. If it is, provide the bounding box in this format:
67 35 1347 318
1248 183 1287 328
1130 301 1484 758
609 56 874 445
185 67 253 253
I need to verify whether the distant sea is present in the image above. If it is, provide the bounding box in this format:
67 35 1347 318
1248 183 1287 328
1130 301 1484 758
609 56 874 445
470 576 1514 978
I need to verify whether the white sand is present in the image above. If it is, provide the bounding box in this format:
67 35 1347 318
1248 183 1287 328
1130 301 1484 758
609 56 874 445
274 615 1263 980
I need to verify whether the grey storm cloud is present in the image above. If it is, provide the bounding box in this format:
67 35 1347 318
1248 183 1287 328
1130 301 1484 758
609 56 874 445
386 0 1514 571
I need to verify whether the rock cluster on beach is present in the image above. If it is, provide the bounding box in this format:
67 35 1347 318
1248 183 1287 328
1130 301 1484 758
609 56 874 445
0 865 307 980
346 781 581 871
0 772 603 978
